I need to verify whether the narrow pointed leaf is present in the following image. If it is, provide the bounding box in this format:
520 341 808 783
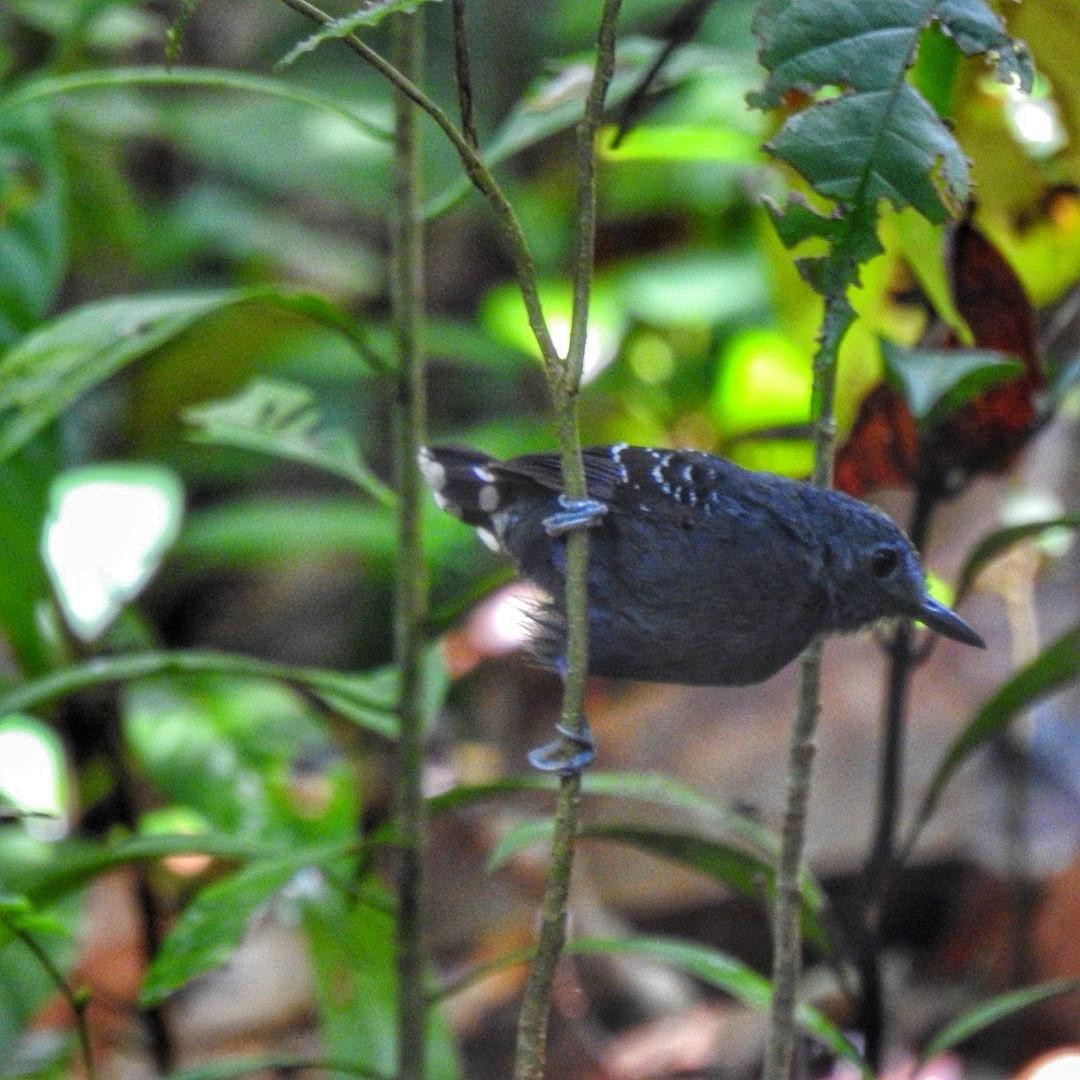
3 67 391 142
0 650 400 738
923 978 1080 1059
912 624 1080 837
954 515 1080 605
567 936 867 1073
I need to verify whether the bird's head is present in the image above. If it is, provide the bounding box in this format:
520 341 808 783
821 495 984 648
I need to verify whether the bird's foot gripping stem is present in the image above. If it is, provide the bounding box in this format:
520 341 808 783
528 721 596 776
542 495 608 537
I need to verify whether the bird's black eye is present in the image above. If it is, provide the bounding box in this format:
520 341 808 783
871 546 899 577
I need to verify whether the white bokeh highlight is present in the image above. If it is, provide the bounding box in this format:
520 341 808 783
43 466 184 642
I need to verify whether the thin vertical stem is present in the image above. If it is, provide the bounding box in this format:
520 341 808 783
391 12 428 1080
449 0 478 149
513 3 622 1077
761 296 854 1080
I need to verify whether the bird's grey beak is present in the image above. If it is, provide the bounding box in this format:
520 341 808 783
916 595 985 648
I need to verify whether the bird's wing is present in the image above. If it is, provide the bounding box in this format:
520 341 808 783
493 445 748 521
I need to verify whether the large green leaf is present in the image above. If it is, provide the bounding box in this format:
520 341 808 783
922 978 1080 1059
566 936 867 1073
141 839 357 1006
123 676 360 843
752 1 1031 293
752 0 1031 220
0 106 66 347
184 379 394 505
0 288 369 463
426 770 781 858
908 624 1080 848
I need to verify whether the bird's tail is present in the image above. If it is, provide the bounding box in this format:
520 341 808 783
417 445 504 527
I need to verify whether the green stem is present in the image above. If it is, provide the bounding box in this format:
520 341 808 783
389 12 429 1080
0 908 97 1080
449 0 479 150
512 4 622 1078
761 296 854 1080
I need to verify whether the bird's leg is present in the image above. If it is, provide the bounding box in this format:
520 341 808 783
528 721 596 775
542 494 608 537
528 657 597 775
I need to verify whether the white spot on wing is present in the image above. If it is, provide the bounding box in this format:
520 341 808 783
478 484 500 513
476 527 500 551
417 448 446 491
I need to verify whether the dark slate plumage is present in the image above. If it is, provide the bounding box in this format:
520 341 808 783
419 444 983 687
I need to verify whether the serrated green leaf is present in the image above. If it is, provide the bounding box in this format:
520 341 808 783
922 978 1080 1059
881 339 1022 424
752 0 1031 294
184 380 394 505
954 515 1080 605
771 83 968 221
752 0 1031 110
141 839 356 1005
766 195 842 249
567 936 867 1073
278 1 445 69
0 288 372 463
911 624 1080 840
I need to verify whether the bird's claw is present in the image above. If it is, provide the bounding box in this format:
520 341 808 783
528 722 596 775
542 496 608 538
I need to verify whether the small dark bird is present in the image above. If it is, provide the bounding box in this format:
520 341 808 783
419 444 984 772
